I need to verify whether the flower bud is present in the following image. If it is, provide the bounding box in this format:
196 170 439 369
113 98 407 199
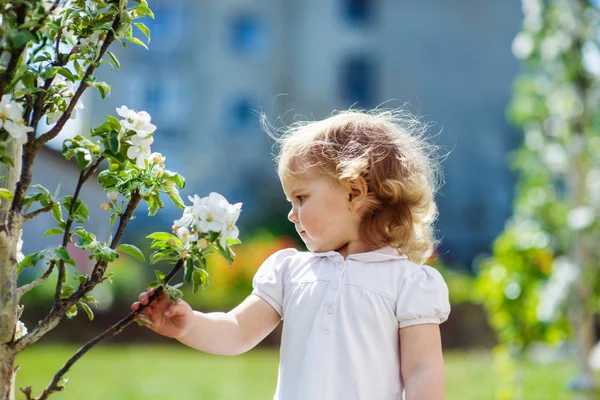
106 191 118 202
179 250 189 259
196 237 208 250
149 152 165 166
172 224 178 232
165 180 176 188
100 202 111 211
156 167 165 178
167 238 176 246
169 188 179 197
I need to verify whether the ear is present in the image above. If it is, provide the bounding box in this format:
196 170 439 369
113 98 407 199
346 177 368 213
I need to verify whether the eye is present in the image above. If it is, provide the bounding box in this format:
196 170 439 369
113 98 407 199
296 195 306 204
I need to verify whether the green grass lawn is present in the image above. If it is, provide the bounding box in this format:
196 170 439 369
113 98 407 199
13 345 594 399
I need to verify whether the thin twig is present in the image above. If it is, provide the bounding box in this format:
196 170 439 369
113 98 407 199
22 203 54 221
35 15 120 146
32 259 184 400
13 192 143 353
16 260 56 301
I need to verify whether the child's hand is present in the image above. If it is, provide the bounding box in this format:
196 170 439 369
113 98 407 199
131 287 195 339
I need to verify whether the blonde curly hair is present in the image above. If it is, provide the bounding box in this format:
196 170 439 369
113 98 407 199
267 109 443 265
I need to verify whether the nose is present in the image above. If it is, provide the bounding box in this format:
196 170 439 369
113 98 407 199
288 207 298 224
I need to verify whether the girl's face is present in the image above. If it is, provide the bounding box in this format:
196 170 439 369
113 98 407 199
281 171 365 257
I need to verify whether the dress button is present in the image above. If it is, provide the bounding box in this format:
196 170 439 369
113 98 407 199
331 281 339 290
327 306 334 315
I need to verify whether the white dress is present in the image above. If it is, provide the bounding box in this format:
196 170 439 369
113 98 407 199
252 246 451 400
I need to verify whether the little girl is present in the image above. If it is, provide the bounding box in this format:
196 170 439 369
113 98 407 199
132 109 451 400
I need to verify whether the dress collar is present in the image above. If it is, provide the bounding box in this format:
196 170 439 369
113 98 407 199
312 246 407 262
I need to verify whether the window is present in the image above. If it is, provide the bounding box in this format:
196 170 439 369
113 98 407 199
144 84 163 118
226 97 259 134
340 55 376 108
342 0 373 25
142 1 185 46
229 15 269 56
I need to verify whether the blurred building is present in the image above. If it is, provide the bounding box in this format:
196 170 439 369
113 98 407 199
86 0 523 268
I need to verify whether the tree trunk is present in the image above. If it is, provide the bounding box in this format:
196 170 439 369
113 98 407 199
0 344 17 400
0 137 24 400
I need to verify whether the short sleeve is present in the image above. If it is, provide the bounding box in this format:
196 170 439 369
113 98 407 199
395 265 451 329
252 248 298 317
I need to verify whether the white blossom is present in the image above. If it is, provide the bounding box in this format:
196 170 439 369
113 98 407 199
537 257 578 322
175 227 198 243
107 191 118 202
567 206 595 231
173 193 242 250
116 106 156 137
14 320 27 340
541 143 568 174
512 32 534 59
0 95 33 144
126 135 153 168
219 202 242 249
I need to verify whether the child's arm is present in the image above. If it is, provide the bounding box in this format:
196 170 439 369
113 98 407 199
177 294 281 355
399 323 445 400
132 288 281 356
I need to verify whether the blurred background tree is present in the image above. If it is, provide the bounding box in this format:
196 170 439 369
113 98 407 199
474 0 600 398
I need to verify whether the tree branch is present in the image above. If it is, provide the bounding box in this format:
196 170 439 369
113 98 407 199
13 192 142 353
35 16 120 146
22 203 54 221
29 259 185 400
16 261 55 301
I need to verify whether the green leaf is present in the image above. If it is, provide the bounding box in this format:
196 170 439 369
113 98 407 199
9 31 30 48
168 191 184 209
136 317 153 326
107 51 120 70
154 270 166 281
66 304 78 319
147 232 181 244
149 250 176 264
216 242 235 266
57 67 77 82
192 268 209 293
99 247 119 262
108 131 119 153
134 22 150 42
44 227 64 236
60 284 75 299
55 246 71 261
117 244 145 262
0 189 13 201
125 36 148 50
106 115 121 131
51 202 64 223
184 257 194 284
74 149 93 170
133 5 155 19
110 213 117 226
165 285 183 302
17 251 49 274
80 302 94 321
0 155 14 167
227 238 242 247
92 82 111 99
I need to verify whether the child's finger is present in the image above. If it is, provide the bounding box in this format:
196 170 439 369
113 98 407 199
131 301 139 311
164 300 184 317
138 291 149 305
